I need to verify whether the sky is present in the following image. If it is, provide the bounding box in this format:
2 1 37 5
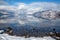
0 0 59 5
3 0 60 4
0 0 60 27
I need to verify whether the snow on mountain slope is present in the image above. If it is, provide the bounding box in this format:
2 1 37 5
0 34 56 40
33 10 60 20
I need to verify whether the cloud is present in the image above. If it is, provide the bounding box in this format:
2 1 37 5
0 0 8 5
0 2 60 27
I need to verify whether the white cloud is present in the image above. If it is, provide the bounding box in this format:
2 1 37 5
0 6 16 11
17 3 27 9
0 0 8 5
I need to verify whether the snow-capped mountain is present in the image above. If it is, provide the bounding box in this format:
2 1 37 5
33 10 60 20
0 9 15 19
